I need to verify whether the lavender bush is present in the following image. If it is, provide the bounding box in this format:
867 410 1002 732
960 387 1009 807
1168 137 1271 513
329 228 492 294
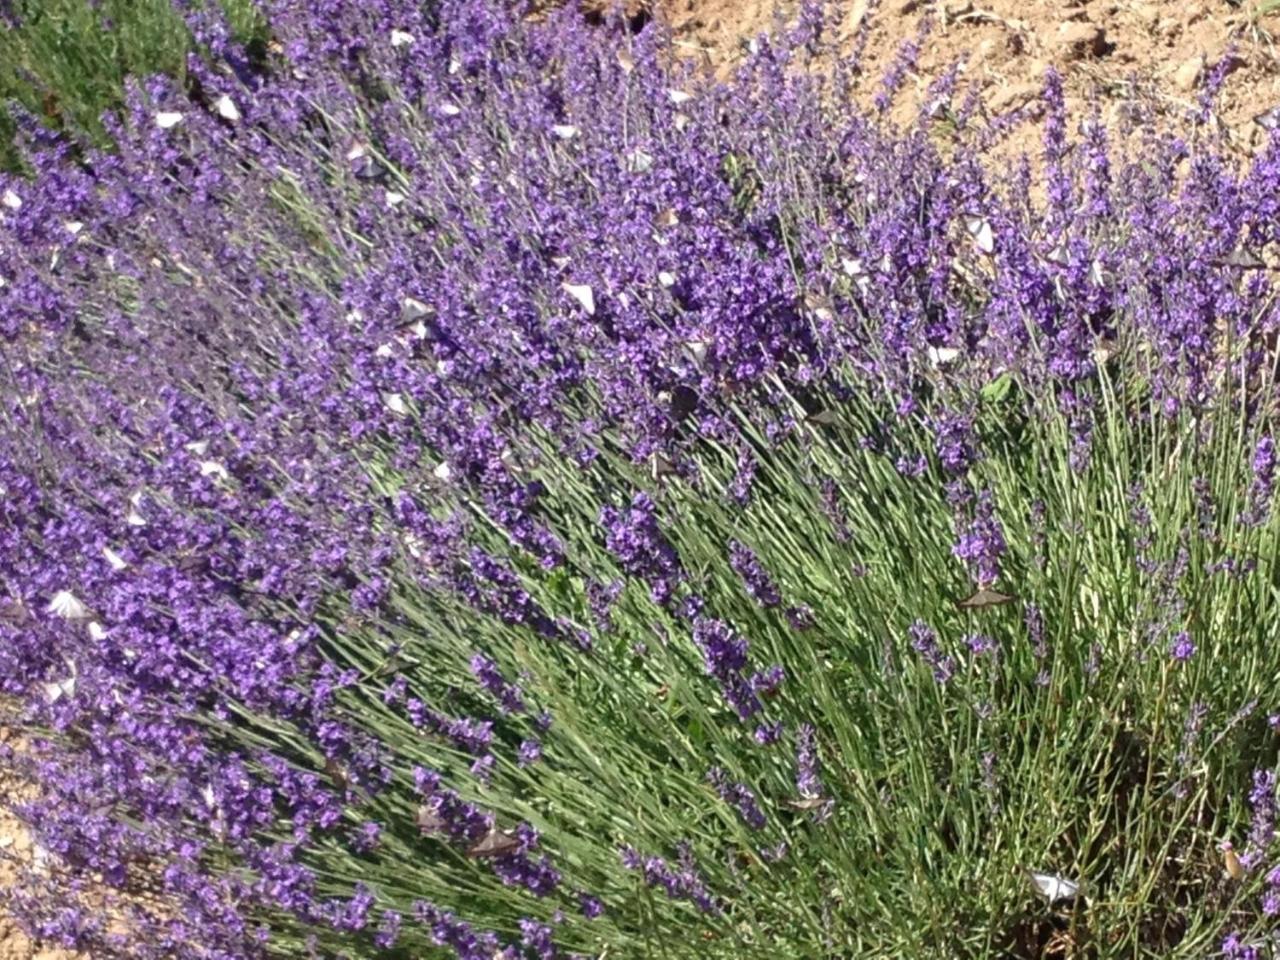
3 0 1280 956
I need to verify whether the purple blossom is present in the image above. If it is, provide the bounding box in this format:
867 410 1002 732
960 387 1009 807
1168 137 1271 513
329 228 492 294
619 844 719 915
469 653 526 714
517 739 542 767
909 620 954 684
601 493 684 606
1169 631 1196 663
952 489 1006 587
795 723 824 799
728 540 782 607
707 768 767 830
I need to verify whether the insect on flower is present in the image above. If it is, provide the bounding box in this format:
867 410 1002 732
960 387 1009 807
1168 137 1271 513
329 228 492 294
956 587 1016 610
783 796 829 812
1222 840 1245 880
1024 868 1081 905
562 282 595 315
415 805 446 835
47 590 89 620
965 216 995 255
215 95 240 123
466 827 520 859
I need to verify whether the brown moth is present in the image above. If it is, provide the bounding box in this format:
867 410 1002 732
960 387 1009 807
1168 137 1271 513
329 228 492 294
806 409 839 427
651 452 678 481
415 805 446 836
956 587 1016 610
1224 844 1245 881
652 208 679 230
324 758 350 792
783 796 829 812
466 827 520 860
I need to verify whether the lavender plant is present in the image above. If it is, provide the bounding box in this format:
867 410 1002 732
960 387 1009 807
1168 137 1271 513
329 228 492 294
3 1 1280 957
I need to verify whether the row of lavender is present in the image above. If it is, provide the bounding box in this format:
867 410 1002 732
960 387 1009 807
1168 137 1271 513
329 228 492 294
3 0 1280 956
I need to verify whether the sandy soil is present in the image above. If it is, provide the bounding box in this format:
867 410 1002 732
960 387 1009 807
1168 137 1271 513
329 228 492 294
0 722 77 960
3 1 1278 958
663 0 1280 157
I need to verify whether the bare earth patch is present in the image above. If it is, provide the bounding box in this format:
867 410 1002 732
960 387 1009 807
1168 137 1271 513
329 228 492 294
663 0 1280 157
0 725 75 960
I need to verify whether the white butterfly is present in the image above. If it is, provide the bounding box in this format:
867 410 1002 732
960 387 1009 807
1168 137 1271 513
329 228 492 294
102 546 129 572
966 216 995 255
42 658 78 704
2 189 22 210
551 124 579 140
47 590 88 620
154 111 185 130
215 95 241 123
383 393 409 416
389 29 415 47
1025 868 1081 904
562 282 596 316
126 491 148 527
667 89 694 105
1045 242 1070 266
432 460 453 482
928 345 961 368
626 149 654 174
401 296 430 322
683 340 708 365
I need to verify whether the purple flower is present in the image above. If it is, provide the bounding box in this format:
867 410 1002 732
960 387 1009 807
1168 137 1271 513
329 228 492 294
952 489 1006 587
707 768 767 830
754 721 784 745
469 653 526 714
601 493 684 606
517 739 542 767
619 844 719 915
1169 631 1196 663
909 620 954 684
578 892 604 919
729 539 782 607
795 723 824 799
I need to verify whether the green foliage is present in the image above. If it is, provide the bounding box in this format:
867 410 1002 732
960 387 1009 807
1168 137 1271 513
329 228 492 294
0 0 266 170
215 373 1280 958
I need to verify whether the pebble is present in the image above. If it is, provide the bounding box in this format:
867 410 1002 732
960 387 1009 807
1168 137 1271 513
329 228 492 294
1056 20 1107 60
1175 55 1202 91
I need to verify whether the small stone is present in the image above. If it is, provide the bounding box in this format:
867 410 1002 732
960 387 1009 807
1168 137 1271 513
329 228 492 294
1056 20 1107 60
1174 55 1202 91
1132 2 1159 26
987 81 1040 112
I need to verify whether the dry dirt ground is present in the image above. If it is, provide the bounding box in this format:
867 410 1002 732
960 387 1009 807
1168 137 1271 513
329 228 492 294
666 0 1280 157
3 2 1279 958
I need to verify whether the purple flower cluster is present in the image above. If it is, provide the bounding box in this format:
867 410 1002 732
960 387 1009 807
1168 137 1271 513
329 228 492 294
619 845 719 915
601 494 685 607
728 540 782 608
909 620 954 684
706 768 768 830
952 489 1007 588
691 616 783 721
795 724 823 799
